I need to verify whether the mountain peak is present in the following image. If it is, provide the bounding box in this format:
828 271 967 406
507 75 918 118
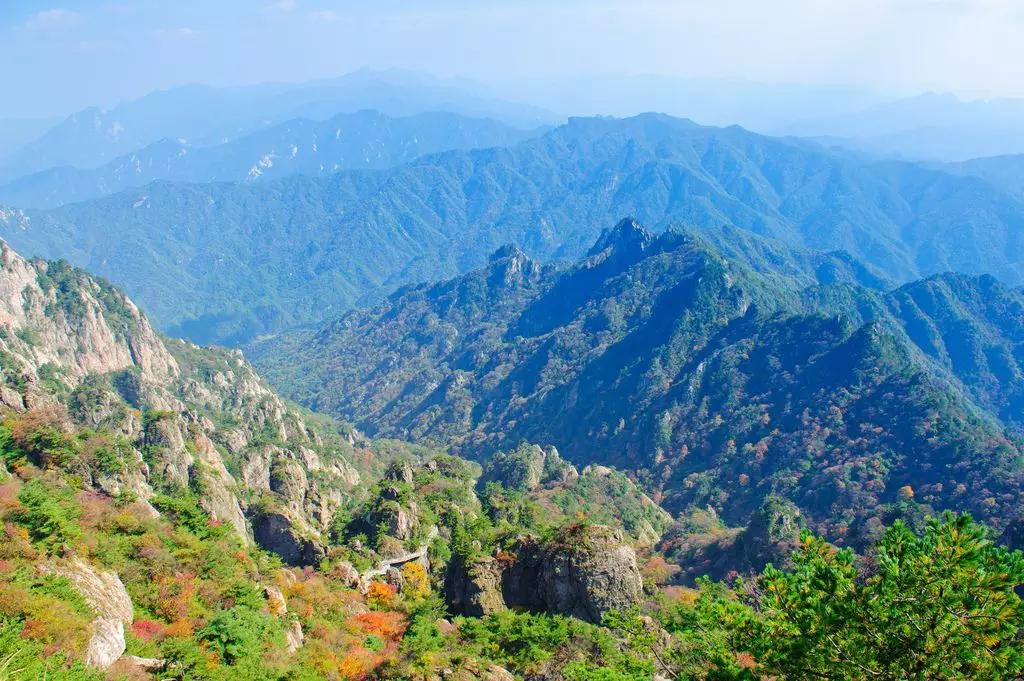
587 217 654 257
489 243 527 263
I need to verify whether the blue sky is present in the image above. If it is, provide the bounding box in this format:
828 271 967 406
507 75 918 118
2 0 1023 118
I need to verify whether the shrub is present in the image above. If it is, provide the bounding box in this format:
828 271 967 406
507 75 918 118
15 478 81 550
198 605 280 665
367 581 396 610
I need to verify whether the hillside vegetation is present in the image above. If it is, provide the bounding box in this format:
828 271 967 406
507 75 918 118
254 219 1024 554
3 114 1024 344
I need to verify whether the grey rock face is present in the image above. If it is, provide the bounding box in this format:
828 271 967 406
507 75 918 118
539 525 643 623
444 524 642 624
0 240 364 566
444 555 509 616
251 511 327 566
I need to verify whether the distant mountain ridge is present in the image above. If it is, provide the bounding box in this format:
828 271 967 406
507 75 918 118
2 113 1023 345
0 110 542 209
790 92 1024 161
943 153 1024 200
0 69 557 183
251 219 1024 551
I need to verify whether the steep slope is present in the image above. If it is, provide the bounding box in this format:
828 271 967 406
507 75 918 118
0 240 369 561
0 111 542 209
803 272 1024 433
3 114 1023 346
254 220 1024 549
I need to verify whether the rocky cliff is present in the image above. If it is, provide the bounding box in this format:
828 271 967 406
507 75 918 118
445 524 643 624
0 240 365 560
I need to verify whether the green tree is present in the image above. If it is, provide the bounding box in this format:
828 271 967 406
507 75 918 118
749 513 1024 680
198 605 280 666
16 478 82 550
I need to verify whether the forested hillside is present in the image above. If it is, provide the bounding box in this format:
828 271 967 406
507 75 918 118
3 114 1023 345
253 219 1024 554
2 234 1014 680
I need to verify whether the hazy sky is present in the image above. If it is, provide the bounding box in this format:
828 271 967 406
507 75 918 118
2 0 1023 118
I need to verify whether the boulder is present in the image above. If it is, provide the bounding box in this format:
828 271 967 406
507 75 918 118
444 525 641 624
444 556 508 616
42 558 134 669
384 460 414 485
484 666 516 681
540 525 643 624
264 585 288 616
285 619 304 653
384 566 405 592
330 560 361 589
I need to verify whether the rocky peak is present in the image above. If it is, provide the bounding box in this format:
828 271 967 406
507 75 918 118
384 460 414 485
586 217 654 258
488 243 527 264
485 243 540 290
478 443 578 493
0 240 179 397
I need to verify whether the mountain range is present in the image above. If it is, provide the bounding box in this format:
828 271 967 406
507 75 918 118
1 71 1023 678
0 69 556 183
251 219 1024 551
2 113 1023 345
0 110 542 209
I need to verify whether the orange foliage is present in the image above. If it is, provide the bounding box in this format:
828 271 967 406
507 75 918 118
0 522 36 560
350 611 406 640
662 585 699 606
155 574 196 621
641 555 680 585
164 618 195 638
736 651 758 669
366 581 395 609
494 550 517 565
338 648 374 680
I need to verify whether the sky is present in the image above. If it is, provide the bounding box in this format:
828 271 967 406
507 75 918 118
1 0 1023 119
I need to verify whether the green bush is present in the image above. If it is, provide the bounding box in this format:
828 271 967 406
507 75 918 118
198 605 281 665
16 478 82 550
0 616 102 680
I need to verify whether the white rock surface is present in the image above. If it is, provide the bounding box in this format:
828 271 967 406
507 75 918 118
43 558 134 669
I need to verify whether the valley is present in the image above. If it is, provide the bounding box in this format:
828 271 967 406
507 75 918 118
0 27 1022 677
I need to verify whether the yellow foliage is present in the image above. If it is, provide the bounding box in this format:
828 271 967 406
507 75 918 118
400 562 430 600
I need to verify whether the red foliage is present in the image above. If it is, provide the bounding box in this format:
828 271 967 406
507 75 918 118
494 550 517 565
19 618 45 640
130 618 166 642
